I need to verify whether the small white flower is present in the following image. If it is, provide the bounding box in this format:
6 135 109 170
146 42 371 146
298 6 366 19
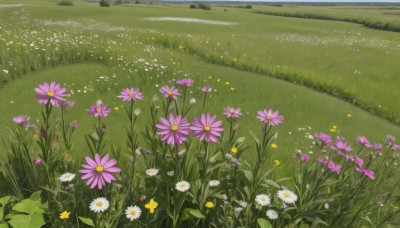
3 69 9 74
58 172 75 182
238 200 247 208
324 203 329 209
90 197 109 213
167 170 174 176
96 100 103 105
189 98 196 105
277 190 298 204
134 108 141 116
234 207 243 213
175 181 190 192
266 209 278 220
209 180 220 187
255 194 271 206
125 205 141 221
146 168 159 177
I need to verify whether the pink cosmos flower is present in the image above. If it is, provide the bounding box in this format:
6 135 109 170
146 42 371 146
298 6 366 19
332 137 352 152
356 167 375 180
87 103 111 118
223 106 242 118
294 153 310 163
117 88 143 102
12 115 30 125
156 114 190 145
79 153 121 189
159 86 181 100
346 155 364 167
317 158 341 174
191 113 224 143
357 136 373 148
35 82 67 106
70 120 78 129
202 85 212 93
374 144 382 151
257 109 283 126
176 78 194 86
394 145 400 150
315 132 332 146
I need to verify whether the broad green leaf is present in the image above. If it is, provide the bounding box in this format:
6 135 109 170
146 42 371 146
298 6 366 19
189 209 206 219
257 218 272 228
29 191 42 201
242 170 253 182
12 199 42 215
263 179 280 188
8 214 45 228
236 137 246 143
0 223 8 228
78 216 95 227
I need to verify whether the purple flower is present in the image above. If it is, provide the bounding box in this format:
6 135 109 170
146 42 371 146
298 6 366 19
315 132 332 146
35 82 67 106
176 78 194 87
356 167 375 180
357 136 373 148
33 157 42 166
374 144 382 152
333 137 352 152
347 155 364 167
117 88 143 102
257 109 283 126
202 85 212 93
191 113 224 143
386 134 395 145
327 161 341 174
394 145 400 150
156 114 190 145
87 103 111 118
223 106 242 118
70 120 78 129
61 100 75 108
79 153 121 189
12 115 30 125
294 153 310 163
159 86 181 100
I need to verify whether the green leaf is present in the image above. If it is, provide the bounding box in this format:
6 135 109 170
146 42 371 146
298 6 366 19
263 179 280 188
8 214 45 228
12 199 42 215
78 216 95 227
189 209 206 219
0 223 9 228
29 191 42 201
236 137 246 143
242 170 253 182
258 218 272 228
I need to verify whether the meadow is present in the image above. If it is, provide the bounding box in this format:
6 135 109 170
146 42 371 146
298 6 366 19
0 0 400 227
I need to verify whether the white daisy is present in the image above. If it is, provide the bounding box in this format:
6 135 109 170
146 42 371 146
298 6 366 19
277 190 298 204
266 209 279 220
89 197 109 213
146 168 159 177
58 172 75 182
209 180 220 187
125 205 141 221
175 181 190 192
255 194 271 206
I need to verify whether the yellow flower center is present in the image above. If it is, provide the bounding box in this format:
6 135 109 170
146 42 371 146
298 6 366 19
204 125 211 131
47 90 55 97
229 108 235 113
96 202 103 207
283 193 291 198
64 174 70 179
96 165 104 173
129 92 135 97
266 115 272 120
171 124 179 131
96 107 102 113
261 198 266 202
167 90 173 95
230 147 238 153
180 183 186 188
130 210 136 216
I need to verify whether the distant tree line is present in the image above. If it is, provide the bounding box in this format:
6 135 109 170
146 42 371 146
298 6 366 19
189 3 211 10
255 11 400 33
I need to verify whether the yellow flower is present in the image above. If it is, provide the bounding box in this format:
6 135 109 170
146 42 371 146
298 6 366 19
114 107 119 111
59 211 70 220
271 143 277 149
329 125 337 132
217 79 221 82
205 201 214 208
274 160 280 167
10 100 14 104
347 113 352 118
179 44 185 49
230 146 238 154
229 87 236 92
208 76 212 79
225 81 230 85
145 199 158 214
233 58 237 62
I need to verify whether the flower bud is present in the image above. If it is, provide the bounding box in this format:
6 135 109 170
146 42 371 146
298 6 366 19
189 98 196 105
134 108 141 116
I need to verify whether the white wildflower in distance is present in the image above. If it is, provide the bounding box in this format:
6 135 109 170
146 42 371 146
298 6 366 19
175 181 190 192
209 180 220 187
190 98 196 105
255 194 271 206
146 168 159 177
167 170 174 176
134 108 141 116
125 205 141 221
324 203 329 209
277 190 298 204
266 209 279 220
238 200 247 208
90 197 109 213
58 172 75 182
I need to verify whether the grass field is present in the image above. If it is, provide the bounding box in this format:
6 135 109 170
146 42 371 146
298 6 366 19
1 1 400 227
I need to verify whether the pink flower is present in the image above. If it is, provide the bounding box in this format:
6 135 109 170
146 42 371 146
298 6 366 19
394 145 400 150
60 100 75 108
70 120 78 129
117 88 143 102
327 161 341 174
374 144 382 151
347 155 364 167
315 132 332 146
191 113 224 143
35 82 67 106
79 153 121 189
87 103 111 118
176 78 194 86
357 136 373 148
12 115 30 125
257 109 283 126
294 153 310 163
332 137 352 152
356 167 375 180
223 106 242 118
386 134 395 145
156 114 190 145
159 86 181 100
33 157 42 166
202 85 211 93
